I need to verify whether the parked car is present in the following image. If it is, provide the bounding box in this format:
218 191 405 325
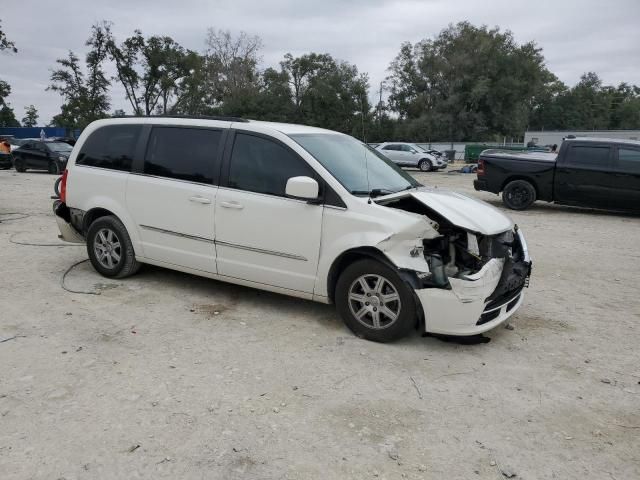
12 140 73 174
415 145 446 161
54 117 531 342
0 138 12 169
51 136 77 146
474 138 640 212
375 142 447 171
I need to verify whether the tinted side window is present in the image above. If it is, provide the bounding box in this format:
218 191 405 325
77 125 141 172
144 127 221 184
382 145 395 151
617 148 640 174
401 145 412 152
566 145 610 167
228 133 314 197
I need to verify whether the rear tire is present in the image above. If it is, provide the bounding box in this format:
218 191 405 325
87 215 141 279
502 180 536 210
335 259 417 342
418 159 432 172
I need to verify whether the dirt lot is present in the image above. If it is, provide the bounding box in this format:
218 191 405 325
1 167 639 480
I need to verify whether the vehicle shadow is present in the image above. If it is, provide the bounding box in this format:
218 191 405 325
133 265 500 348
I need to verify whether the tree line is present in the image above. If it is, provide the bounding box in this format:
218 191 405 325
2 20 640 142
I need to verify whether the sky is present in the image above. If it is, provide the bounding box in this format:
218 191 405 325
2 0 640 125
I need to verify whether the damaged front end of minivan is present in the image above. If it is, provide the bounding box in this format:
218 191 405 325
375 190 532 336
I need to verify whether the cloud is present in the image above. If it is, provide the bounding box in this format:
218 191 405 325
2 0 639 125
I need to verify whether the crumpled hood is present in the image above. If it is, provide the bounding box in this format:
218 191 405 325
377 187 514 235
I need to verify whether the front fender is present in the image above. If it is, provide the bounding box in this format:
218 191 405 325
314 207 437 297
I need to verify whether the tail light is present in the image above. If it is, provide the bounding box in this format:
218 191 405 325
60 169 68 203
477 159 485 176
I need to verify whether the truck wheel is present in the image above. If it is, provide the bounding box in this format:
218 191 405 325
418 159 432 172
335 259 417 343
87 215 141 278
502 180 536 210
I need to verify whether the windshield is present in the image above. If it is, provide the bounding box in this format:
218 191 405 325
46 142 73 153
289 133 421 196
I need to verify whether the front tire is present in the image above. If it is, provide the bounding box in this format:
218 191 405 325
335 259 417 342
14 157 26 172
502 180 536 210
418 159 432 172
87 215 141 278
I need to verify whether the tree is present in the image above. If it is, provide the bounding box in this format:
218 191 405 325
387 22 555 141
0 19 17 111
106 27 195 115
279 52 371 136
0 80 10 107
529 73 640 131
0 104 20 127
48 23 111 128
252 67 295 122
22 105 38 127
0 20 17 53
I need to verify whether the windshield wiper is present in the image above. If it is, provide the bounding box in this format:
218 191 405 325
394 185 418 193
350 188 395 198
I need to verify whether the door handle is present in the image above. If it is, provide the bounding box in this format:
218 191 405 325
220 200 244 210
189 196 211 204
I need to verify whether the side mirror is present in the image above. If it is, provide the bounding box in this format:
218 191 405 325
285 176 319 201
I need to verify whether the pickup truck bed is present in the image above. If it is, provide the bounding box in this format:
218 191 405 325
473 150 557 202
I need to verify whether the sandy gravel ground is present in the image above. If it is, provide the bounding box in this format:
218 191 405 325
1 167 639 480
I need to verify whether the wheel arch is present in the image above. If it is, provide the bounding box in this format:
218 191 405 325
83 207 117 234
326 246 396 304
501 176 539 196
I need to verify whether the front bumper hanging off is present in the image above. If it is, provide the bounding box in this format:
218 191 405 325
416 229 531 336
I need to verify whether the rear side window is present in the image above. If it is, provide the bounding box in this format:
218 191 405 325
617 148 640 174
77 125 141 172
228 133 314 197
144 127 221 184
565 145 610 167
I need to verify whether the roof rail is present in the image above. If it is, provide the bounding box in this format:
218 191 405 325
112 114 249 123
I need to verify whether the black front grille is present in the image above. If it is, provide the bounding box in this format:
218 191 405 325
484 286 524 311
477 309 501 326
507 295 520 312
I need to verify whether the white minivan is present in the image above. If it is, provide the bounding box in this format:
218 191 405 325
54 117 531 342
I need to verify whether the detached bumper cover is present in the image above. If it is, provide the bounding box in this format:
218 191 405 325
53 201 85 243
416 228 531 336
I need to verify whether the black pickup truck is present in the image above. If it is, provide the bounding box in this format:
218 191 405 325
473 138 640 212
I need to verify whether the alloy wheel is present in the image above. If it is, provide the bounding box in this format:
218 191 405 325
348 274 402 330
93 228 122 269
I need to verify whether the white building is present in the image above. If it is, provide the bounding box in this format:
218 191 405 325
524 130 640 147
